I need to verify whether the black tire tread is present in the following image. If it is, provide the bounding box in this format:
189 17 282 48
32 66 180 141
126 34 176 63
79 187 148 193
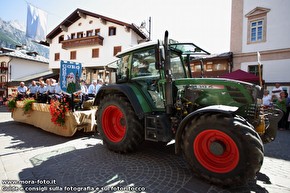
97 94 144 153
182 113 264 186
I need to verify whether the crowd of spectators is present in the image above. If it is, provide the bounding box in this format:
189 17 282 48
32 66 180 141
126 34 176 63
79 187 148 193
262 83 290 130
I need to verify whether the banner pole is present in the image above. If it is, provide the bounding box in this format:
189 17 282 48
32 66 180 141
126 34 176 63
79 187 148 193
257 52 263 88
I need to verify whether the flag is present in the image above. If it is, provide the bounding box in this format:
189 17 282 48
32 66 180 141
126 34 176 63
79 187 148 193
26 4 48 41
60 60 82 94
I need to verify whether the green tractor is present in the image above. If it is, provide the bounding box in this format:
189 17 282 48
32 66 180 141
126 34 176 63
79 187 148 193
94 31 281 185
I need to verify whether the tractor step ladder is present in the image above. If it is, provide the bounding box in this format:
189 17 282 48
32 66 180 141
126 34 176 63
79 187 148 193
145 116 158 141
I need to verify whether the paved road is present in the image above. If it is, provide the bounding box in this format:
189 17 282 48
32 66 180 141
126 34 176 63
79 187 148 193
1 106 290 193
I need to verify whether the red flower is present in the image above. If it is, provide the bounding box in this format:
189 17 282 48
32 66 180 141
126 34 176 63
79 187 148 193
49 98 70 126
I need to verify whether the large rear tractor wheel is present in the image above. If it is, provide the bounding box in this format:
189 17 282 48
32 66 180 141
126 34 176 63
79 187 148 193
97 94 144 153
182 113 264 186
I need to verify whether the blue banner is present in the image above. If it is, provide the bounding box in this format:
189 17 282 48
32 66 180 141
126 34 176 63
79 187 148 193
60 60 82 94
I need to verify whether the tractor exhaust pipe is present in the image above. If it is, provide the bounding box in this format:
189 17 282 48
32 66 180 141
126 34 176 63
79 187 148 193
164 31 173 114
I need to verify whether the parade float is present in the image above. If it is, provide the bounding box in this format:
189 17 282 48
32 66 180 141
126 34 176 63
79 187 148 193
10 61 97 137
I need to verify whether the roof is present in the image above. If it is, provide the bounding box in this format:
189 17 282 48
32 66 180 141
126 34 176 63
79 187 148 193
220 69 263 83
0 49 49 64
0 47 15 53
46 8 147 40
116 41 157 57
12 70 55 82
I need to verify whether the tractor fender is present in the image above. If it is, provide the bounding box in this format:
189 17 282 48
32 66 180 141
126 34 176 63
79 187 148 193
175 105 238 154
94 84 149 119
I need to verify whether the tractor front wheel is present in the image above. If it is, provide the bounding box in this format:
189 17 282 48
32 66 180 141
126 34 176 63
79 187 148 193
97 94 144 153
182 113 264 186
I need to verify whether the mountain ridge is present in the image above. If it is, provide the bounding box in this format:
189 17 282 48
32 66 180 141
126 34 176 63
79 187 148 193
0 17 49 58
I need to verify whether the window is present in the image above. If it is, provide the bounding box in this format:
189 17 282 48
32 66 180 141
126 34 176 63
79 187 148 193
206 62 213 71
71 33 75 39
77 32 83 38
170 53 186 79
58 35 64 43
70 51 76 60
250 20 264 42
108 27 116 36
1 75 6 82
95 29 100 35
113 46 122 56
86 30 93 37
194 64 201 72
213 63 227 71
131 48 159 78
246 7 270 44
248 65 263 77
54 53 60 61
192 61 228 72
92 48 99 58
114 55 129 82
1 62 6 68
0 62 7 73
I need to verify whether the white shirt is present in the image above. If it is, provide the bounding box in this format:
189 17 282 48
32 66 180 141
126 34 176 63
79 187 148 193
81 84 88 94
28 85 39 94
262 94 272 106
47 84 56 93
37 86 48 94
272 86 283 99
54 83 62 94
88 84 96 94
17 86 28 93
95 83 102 94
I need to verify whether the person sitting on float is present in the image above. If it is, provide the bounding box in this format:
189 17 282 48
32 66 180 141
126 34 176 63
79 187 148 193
17 82 28 100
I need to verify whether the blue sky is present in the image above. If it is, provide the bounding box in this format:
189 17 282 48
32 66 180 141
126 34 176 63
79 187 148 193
0 0 231 54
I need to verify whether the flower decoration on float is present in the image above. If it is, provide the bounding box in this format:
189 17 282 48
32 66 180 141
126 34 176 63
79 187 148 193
23 98 36 114
7 97 17 111
49 97 70 126
5 93 17 111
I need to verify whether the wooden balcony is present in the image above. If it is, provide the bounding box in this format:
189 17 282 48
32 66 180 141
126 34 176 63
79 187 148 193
62 35 104 49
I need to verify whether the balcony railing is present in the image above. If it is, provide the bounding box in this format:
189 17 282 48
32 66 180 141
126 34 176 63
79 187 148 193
62 35 104 49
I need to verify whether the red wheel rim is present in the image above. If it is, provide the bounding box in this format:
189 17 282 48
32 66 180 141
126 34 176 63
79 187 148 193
194 129 239 173
101 105 126 142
